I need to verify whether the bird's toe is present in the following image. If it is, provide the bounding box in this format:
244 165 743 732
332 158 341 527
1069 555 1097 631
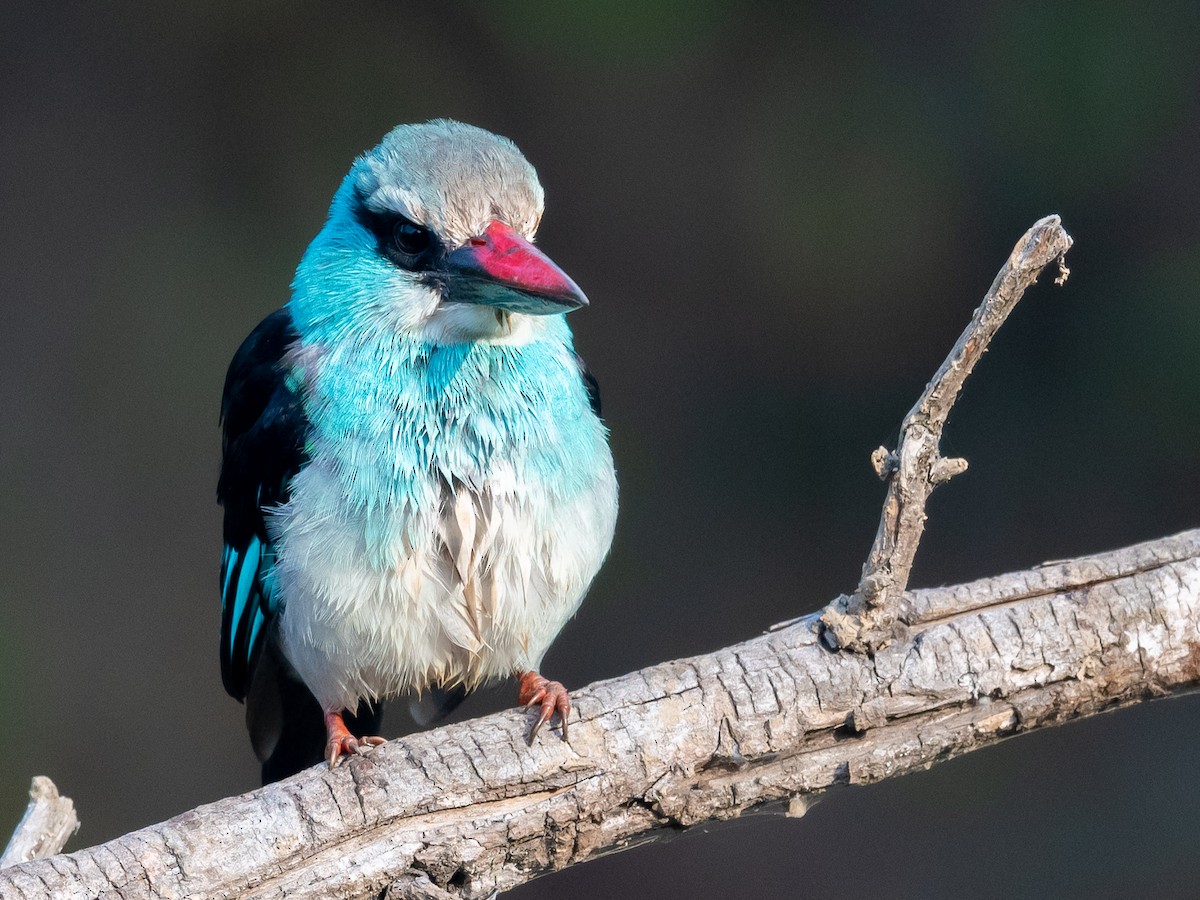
518 672 571 744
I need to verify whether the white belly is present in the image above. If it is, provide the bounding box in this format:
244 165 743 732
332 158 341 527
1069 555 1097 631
269 455 617 712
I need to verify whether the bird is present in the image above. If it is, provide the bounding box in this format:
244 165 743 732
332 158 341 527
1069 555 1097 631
217 120 618 783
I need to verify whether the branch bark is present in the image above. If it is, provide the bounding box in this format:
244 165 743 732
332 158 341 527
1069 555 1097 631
5 217 1194 900
3 531 1198 899
821 214 1073 651
0 778 78 869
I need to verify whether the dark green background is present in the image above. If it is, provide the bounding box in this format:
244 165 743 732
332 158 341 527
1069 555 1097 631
3 3 1199 897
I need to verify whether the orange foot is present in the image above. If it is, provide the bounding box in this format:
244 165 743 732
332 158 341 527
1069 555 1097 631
518 671 571 744
324 709 385 768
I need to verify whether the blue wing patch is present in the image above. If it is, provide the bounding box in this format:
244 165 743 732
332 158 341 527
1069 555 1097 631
220 536 280 690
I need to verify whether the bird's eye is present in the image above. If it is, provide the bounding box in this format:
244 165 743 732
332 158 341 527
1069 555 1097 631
392 219 431 258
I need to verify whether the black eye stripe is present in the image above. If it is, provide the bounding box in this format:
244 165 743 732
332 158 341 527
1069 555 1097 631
352 197 442 272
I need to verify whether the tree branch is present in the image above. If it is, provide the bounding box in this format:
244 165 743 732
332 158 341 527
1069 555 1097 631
0 778 78 869
5 217 1195 900
3 531 1198 899
821 214 1073 651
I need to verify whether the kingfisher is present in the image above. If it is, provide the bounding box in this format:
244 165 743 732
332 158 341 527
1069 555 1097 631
217 120 618 783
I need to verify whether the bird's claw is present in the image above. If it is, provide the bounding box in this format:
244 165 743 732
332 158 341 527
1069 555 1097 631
323 709 385 768
325 733 385 768
517 671 571 744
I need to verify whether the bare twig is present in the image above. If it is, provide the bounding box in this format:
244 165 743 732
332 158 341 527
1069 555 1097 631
821 215 1074 651
0 777 78 868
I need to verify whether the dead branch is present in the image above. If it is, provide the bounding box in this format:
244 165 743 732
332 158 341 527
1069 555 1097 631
821 214 1073 651
3 531 1198 899
0 778 78 869
6 217 1197 900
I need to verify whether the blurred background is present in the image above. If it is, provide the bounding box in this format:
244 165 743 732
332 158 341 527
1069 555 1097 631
3 2 1200 897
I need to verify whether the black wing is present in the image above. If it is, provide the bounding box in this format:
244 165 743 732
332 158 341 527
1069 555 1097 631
574 351 602 418
215 307 403 783
217 307 308 701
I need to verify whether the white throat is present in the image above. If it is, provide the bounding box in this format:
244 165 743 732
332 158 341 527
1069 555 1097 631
415 303 539 346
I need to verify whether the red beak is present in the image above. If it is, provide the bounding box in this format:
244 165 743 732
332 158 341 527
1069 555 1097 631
441 221 588 314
